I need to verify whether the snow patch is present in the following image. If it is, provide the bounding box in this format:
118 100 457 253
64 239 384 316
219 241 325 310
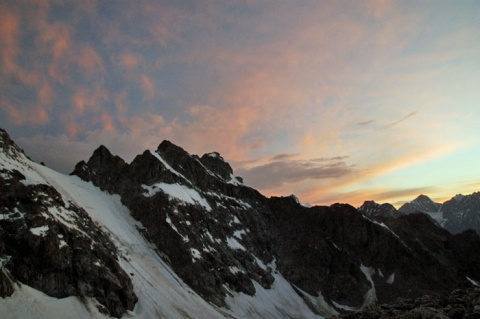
233 229 247 239
378 268 384 278
225 273 323 319
0 283 111 319
295 285 339 317
150 151 193 185
226 237 246 251
229 216 241 225
332 301 357 312
166 215 189 242
0 255 11 268
359 264 377 308
30 225 49 237
190 248 202 262
386 272 395 284
207 191 252 210
59 240 68 249
142 182 212 212
467 276 479 287
254 256 268 271
229 266 244 274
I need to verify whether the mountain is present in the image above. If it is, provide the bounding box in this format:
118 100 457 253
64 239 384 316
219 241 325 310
398 194 442 214
370 194 480 236
1 127 480 318
441 192 480 235
398 194 446 227
398 192 480 234
358 200 399 218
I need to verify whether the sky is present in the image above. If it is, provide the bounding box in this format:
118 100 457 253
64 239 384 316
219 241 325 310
1 0 479 208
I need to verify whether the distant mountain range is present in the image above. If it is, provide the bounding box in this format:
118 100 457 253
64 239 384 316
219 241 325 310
359 193 480 235
1 127 480 319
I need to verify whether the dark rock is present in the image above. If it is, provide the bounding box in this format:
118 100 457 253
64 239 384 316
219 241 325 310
442 192 480 235
70 145 127 194
0 162 136 317
359 200 399 218
399 194 441 214
199 152 234 180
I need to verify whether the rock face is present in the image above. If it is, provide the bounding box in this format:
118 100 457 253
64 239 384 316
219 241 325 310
370 194 480 236
442 192 480 235
72 140 275 307
358 200 399 218
0 129 136 317
268 197 480 308
332 287 480 319
398 194 441 214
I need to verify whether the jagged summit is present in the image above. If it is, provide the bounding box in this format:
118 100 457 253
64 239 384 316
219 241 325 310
399 194 441 214
442 192 480 235
200 152 235 181
0 128 26 161
358 200 398 218
0 129 137 317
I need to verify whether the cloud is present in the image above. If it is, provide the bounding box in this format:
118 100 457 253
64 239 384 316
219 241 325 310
0 6 20 74
379 111 419 129
358 120 375 126
140 74 156 99
270 153 299 161
307 186 437 208
238 157 354 190
15 134 96 174
117 52 141 69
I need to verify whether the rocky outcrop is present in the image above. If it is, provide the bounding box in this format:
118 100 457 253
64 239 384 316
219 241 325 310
332 287 480 319
71 145 127 194
0 130 136 317
73 140 274 307
363 193 480 236
358 200 399 218
442 192 480 235
268 197 480 310
399 194 441 214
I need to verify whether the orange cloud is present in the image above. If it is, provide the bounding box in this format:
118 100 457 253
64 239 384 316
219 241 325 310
0 6 20 74
75 45 105 78
140 74 156 99
99 112 116 131
118 52 141 69
62 85 112 138
360 0 396 19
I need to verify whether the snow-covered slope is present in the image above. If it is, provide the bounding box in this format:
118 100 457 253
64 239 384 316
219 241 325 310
0 129 324 319
29 163 229 319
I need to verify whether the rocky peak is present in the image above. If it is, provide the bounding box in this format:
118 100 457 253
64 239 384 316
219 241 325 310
156 140 191 164
71 145 127 193
0 128 25 161
399 194 441 214
441 192 480 235
359 200 398 218
0 137 137 316
199 152 234 180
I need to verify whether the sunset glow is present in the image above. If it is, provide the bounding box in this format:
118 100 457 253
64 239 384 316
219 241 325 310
1 1 479 207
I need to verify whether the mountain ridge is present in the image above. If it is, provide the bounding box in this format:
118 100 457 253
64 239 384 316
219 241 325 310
2 127 480 318
360 193 480 235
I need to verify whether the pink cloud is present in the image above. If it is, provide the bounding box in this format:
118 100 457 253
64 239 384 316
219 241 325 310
0 6 20 74
140 74 156 99
117 52 141 69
